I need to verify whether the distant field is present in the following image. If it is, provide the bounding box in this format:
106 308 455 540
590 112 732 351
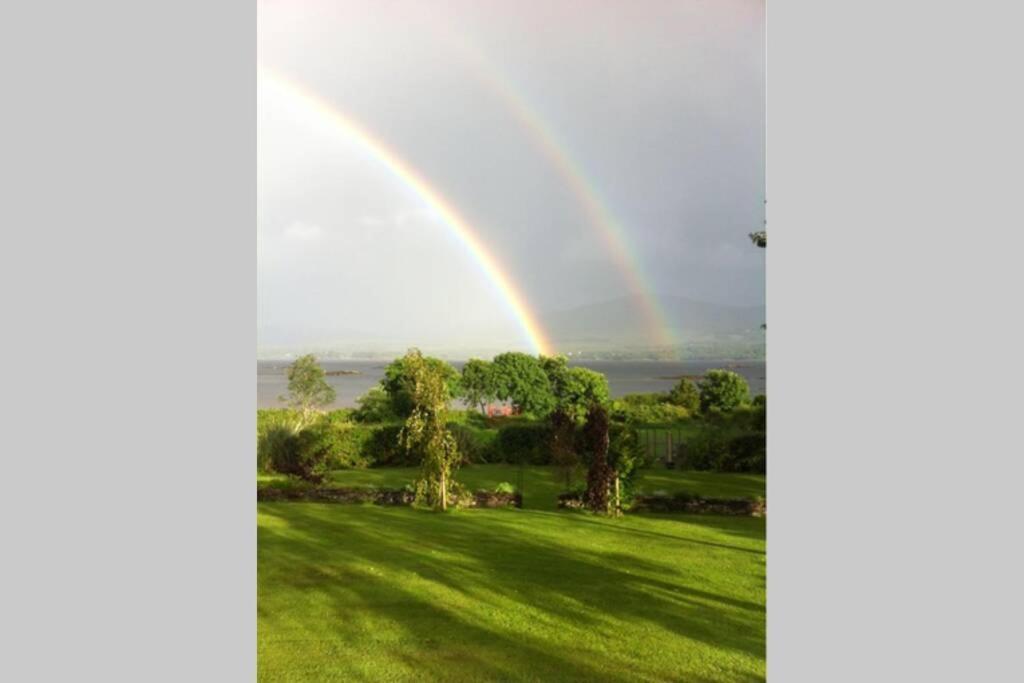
259 503 766 682
259 464 765 510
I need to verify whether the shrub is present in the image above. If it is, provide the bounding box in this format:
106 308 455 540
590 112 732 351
260 424 329 482
494 422 553 464
726 432 766 473
608 423 644 494
676 426 765 473
366 425 418 466
352 387 396 423
676 429 731 471
699 370 751 412
312 411 374 469
494 481 516 494
257 409 303 472
667 378 701 412
609 399 690 424
447 423 498 464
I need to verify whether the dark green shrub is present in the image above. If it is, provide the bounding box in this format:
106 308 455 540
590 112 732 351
312 412 374 469
447 423 498 464
495 423 552 464
365 425 418 466
727 432 766 473
260 425 329 482
676 429 730 471
352 387 396 423
676 426 765 473
699 370 751 412
257 409 303 472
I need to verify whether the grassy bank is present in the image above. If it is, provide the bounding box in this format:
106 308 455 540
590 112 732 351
258 503 765 682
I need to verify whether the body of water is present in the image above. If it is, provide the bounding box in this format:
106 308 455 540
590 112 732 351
258 359 766 409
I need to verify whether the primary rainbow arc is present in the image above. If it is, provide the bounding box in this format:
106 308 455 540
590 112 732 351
260 67 555 357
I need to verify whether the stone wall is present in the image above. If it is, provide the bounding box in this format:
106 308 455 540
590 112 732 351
257 485 521 509
557 492 765 517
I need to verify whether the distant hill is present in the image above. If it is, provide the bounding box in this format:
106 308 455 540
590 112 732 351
539 296 766 348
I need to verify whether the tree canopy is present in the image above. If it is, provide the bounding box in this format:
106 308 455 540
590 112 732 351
699 369 751 413
281 354 336 424
397 349 460 511
539 356 610 421
667 377 701 413
381 354 459 417
491 352 555 417
459 358 497 413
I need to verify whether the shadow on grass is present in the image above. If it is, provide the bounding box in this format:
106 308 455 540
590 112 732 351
258 504 765 682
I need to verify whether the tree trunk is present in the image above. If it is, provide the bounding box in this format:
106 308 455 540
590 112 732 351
440 468 447 511
615 476 621 517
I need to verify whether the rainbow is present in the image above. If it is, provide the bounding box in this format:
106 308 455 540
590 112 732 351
260 66 555 356
442 35 680 353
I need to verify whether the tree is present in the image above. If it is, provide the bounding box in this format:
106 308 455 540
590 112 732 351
540 356 611 422
398 349 460 511
667 377 700 413
607 423 644 515
281 354 336 426
583 403 613 514
699 369 751 413
459 358 497 413
491 352 555 417
382 354 460 417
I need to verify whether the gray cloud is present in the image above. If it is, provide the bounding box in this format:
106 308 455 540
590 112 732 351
258 0 765 351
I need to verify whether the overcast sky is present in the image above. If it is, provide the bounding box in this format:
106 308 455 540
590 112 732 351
258 0 765 350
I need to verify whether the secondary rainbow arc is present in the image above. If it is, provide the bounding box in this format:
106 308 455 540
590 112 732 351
443 34 680 353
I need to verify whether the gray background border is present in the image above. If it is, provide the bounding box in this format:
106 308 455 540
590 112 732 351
1 1 254 680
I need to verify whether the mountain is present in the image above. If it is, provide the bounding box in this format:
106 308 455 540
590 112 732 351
539 296 766 348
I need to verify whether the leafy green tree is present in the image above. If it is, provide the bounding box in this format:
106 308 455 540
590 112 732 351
491 352 555 417
583 403 613 514
608 423 644 514
280 354 336 426
459 358 497 413
699 370 751 413
382 354 459 417
667 378 700 413
398 349 460 511
539 356 610 421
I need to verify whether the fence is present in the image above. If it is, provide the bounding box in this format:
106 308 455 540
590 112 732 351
637 427 688 468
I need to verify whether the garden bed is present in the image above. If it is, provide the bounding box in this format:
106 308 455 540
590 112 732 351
257 485 521 508
557 491 765 516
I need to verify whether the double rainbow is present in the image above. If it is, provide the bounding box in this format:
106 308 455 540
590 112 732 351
260 67 555 356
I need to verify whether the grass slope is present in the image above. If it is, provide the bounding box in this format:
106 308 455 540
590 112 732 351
259 504 765 682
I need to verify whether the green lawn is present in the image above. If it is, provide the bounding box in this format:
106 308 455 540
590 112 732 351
259 503 765 682
259 465 765 511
